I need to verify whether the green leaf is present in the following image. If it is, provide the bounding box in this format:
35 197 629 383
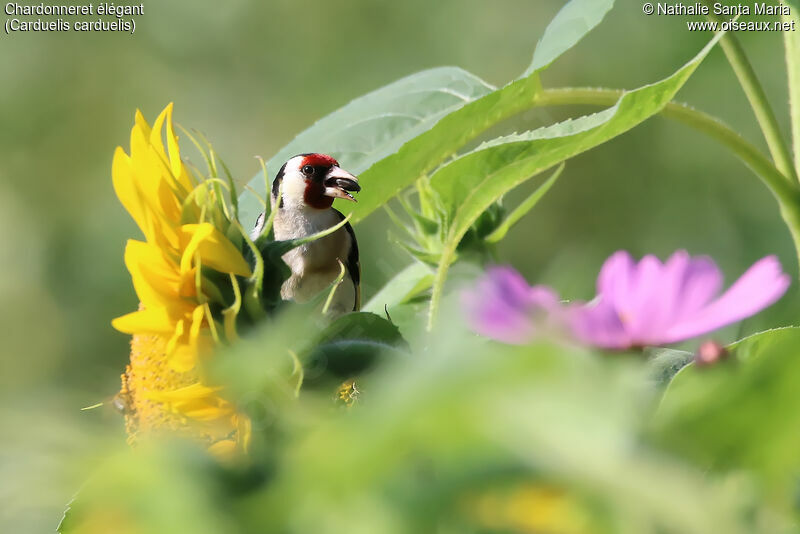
240 4 607 229
363 262 435 314
654 327 800 494
304 312 408 385
524 0 616 76
347 74 541 225
426 35 721 328
485 163 563 243
238 67 495 227
241 68 549 230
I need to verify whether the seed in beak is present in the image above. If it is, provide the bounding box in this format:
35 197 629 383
323 171 360 202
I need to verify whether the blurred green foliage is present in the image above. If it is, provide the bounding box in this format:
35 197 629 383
3 0 800 531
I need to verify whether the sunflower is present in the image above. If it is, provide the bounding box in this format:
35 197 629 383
111 104 253 457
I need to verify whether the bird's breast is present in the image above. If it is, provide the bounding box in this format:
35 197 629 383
273 207 349 274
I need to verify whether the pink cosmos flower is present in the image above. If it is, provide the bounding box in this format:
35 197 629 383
462 266 560 344
570 251 790 349
463 252 790 350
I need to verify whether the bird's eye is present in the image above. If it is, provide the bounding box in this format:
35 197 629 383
301 165 314 176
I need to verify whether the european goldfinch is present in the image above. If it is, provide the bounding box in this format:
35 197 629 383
251 153 361 314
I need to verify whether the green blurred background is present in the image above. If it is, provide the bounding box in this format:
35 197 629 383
2 0 798 530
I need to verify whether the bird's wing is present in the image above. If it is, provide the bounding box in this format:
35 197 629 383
333 208 361 311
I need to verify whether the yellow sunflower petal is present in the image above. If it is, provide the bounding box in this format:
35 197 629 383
179 223 213 275
146 382 235 421
129 114 152 163
112 147 153 241
124 240 182 308
180 223 252 277
133 109 152 138
149 105 169 161
156 175 183 226
112 307 175 334
164 103 193 191
167 341 197 373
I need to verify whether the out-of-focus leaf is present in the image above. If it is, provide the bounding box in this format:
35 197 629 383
56 446 233 534
363 262 434 314
305 312 408 385
238 68 495 227
654 327 800 494
259 336 751 534
524 0 616 76
485 163 564 243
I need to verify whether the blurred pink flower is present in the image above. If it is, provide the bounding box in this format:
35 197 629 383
463 252 790 350
570 251 790 349
462 266 560 344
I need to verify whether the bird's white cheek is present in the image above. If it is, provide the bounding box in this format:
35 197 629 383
281 173 308 207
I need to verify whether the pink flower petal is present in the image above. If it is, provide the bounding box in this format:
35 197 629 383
627 252 723 342
569 298 630 349
462 266 559 344
597 251 636 306
670 254 723 321
621 254 667 341
663 255 790 342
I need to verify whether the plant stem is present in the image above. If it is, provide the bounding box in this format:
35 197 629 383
784 11 800 176
537 87 800 274
427 244 456 331
701 3 797 183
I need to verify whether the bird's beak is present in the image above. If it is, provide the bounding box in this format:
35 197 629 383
323 166 360 202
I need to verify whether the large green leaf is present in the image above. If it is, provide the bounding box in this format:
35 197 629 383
239 0 618 229
524 0 616 76
238 67 495 227
654 327 800 496
345 74 544 225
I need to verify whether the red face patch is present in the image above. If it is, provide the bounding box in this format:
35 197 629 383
304 180 334 209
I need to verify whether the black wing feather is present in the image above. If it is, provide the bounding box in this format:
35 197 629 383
271 162 288 209
333 208 360 311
